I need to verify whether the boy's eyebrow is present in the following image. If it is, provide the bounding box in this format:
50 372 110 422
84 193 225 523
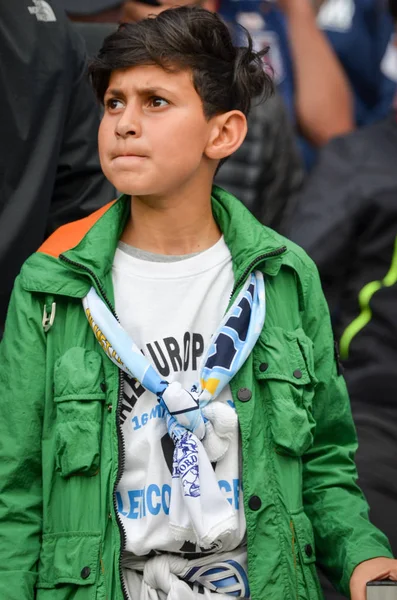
105 88 125 98
104 86 176 98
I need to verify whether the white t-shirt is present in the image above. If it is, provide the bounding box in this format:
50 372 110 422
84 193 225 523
112 236 246 557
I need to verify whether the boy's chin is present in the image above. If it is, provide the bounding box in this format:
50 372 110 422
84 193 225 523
117 186 162 198
113 177 179 198
110 178 161 198
104 169 157 197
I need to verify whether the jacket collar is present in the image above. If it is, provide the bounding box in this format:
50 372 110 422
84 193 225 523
21 186 287 298
211 185 287 283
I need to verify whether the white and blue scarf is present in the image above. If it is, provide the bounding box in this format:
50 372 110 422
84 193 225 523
83 271 266 548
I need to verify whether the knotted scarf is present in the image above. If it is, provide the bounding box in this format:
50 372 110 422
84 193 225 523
82 270 265 548
121 547 250 599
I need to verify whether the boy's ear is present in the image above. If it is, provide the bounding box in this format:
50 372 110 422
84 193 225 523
205 110 248 161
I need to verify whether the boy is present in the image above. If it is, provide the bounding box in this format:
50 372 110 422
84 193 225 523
0 6 395 600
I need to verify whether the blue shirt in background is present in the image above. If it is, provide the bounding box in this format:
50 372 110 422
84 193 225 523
219 0 396 167
318 0 395 125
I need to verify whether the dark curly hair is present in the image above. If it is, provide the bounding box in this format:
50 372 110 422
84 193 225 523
89 6 274 120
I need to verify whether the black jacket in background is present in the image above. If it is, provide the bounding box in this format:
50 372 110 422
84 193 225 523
285 114 397 339
0 0 114 327
215 93 304 232
286 114 397 599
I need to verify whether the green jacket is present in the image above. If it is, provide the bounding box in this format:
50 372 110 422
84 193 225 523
0 187 392 600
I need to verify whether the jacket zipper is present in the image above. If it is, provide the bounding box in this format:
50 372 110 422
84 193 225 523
230 246 287 299
59 254 129 600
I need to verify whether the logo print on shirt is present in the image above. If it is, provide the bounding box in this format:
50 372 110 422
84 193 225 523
28 0 57 22
173 434 200 498
119 332 205 424
185 559 250 598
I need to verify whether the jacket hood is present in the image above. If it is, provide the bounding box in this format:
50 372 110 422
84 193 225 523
20 186 289 299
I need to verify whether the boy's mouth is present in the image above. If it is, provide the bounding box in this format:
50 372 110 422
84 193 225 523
112 146 149 158
114 152 147 158
113 154 148 164
111 154 149 170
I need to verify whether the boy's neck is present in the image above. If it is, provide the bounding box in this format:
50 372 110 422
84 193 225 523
120 184 222 256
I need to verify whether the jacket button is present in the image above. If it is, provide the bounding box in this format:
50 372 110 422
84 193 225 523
81 566 91 579
100 382 107 392
248 495 262 511
259 362 269 372
107 404 113 413
237 388 252 402
304 544 313 558
293 369 302 379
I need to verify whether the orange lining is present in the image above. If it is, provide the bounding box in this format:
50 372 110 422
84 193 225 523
38 200 118 258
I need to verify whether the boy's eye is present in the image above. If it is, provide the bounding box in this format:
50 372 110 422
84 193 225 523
149 96 169 108
106 98 124 111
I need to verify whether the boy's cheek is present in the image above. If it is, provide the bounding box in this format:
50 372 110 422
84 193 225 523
98 123 111 159
98 151 112 183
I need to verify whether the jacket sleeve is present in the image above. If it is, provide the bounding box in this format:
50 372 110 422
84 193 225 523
300 262 393 595
46 23 115 236
0 277 45 599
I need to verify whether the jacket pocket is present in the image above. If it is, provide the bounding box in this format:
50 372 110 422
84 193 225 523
36 532 102 600
54 348 106 478
254 327 317 456
291 511 324 600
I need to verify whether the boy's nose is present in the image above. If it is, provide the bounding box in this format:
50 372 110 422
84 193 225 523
115 110 142 138
116 122 140 138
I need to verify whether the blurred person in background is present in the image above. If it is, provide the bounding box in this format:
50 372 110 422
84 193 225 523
64 1 121 56
65 0 217 54
219 0 355 168
317 0 396 127
286 1 397 597
64 0 217 21
274 0 356 148
122 0 216 19
220 0 397 168
65 0 124 21
0 0 115 336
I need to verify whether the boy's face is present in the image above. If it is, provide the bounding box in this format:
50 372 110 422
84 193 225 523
99 64 216 197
